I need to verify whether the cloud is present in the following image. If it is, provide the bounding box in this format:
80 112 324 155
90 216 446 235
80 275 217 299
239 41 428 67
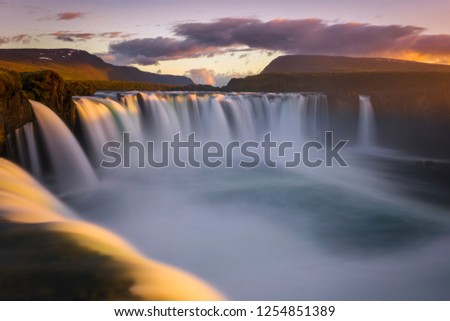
99 32 135 39
0 34 33 45
56 12 85 20
185 68 216 85
48 31 134 42
39 11 86 21
213 71 254 87
184 68 254 86
174 18 424 56
94 52 117 63
411 35 450 55
10 34 33 43
109 37 226 65
50 31 95 42
108 18 450 65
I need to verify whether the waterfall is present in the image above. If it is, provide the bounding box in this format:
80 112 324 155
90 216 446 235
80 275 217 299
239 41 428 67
358 95 377 147
72 92 329 167
74 97 142 165
30 100 97 191
6 93 328 186
110 92 328 143
10 122 43 179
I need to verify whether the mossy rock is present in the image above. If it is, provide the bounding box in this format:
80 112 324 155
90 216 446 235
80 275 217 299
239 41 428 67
21 70 75 128
0 68 33 155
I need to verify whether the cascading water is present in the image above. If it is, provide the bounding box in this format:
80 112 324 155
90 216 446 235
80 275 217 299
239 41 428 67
74 97 142 166
76 92 329 147
1 91 450 301
72 92 329 170
30 100 97 191
358 95 377 147
11 122 43 179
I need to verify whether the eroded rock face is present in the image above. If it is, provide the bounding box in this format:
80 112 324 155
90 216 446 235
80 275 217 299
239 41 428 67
0 69 33 155
21 70 75 128
0 69 76 155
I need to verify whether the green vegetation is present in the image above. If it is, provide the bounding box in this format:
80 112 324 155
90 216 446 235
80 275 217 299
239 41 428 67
21 70 66 104
0 68 22 89
0 60 110 81
66 80 174 96
21 70 74 127
0 49 193 85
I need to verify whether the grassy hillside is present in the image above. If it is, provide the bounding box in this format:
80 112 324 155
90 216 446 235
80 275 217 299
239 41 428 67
227 71 450 94
263 55 450 74
66 80 174 96
0 49 193 86
0 60 109 80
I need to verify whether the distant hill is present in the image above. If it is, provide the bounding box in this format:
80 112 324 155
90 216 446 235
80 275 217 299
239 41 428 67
262 55 450 74
0 49 193 86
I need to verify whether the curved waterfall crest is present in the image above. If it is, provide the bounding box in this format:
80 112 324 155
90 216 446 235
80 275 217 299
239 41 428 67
30 100 97 191
75 92 330 146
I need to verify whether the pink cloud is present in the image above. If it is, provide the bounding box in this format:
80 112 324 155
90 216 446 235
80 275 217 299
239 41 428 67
57 12 85 20
109 18 450 65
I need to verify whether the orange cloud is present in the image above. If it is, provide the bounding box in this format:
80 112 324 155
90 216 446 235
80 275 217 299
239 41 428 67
57 12 85 20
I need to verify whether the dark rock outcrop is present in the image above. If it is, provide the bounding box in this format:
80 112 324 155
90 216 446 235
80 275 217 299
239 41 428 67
0 69 33 155
21 70 74 128
0 69 76 155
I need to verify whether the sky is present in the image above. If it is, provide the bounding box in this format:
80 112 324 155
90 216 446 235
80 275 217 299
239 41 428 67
1 0 450 85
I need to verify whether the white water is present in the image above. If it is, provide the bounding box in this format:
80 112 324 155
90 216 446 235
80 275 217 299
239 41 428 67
22 122 42 179
64 92 450 300
358 95 377 147
9 122 42 179
73 92 329 170
4 93 450 300
74 97 142 166
114 92 329 143
30 100 97 191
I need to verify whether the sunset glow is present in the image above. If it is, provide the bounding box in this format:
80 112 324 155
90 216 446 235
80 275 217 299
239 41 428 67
1 0 450 84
